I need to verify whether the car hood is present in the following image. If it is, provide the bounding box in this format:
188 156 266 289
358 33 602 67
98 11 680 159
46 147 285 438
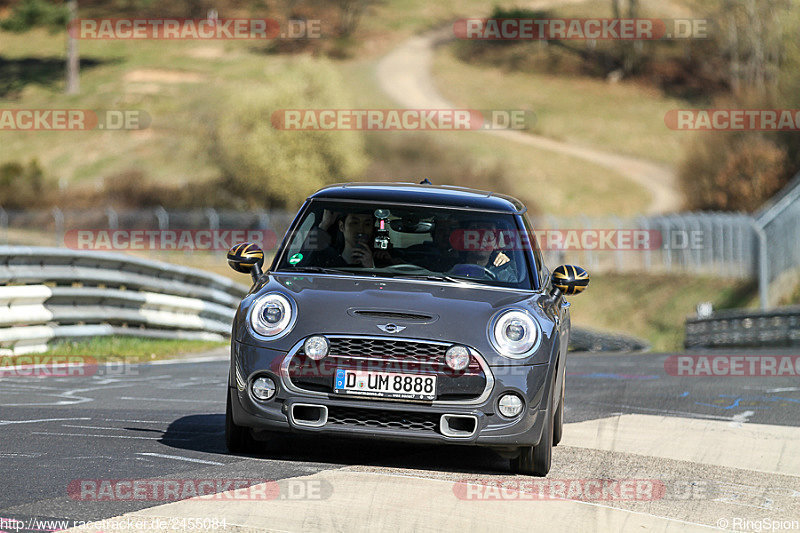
233 273 558 365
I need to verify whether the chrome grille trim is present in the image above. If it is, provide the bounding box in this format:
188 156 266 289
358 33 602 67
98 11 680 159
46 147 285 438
279 335 495 406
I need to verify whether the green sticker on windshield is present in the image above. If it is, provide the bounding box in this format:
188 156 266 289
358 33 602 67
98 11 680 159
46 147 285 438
289 253 303 265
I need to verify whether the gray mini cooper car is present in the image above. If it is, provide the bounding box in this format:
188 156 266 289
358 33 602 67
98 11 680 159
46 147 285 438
225 182 588 476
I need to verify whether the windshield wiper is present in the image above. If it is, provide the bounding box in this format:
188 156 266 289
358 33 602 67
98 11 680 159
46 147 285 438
388 273 483 285
281 267 484 285
280 266 357 276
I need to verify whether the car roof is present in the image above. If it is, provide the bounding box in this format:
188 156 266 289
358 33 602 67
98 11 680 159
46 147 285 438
308 182 527 214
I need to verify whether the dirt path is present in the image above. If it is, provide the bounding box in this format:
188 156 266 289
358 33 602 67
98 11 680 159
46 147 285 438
375 27 682 214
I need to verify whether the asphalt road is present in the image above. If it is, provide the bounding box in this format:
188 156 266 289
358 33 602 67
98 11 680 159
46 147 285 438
1 349 799 532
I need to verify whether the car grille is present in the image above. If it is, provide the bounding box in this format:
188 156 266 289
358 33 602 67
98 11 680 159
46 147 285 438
332 337 443 359
299 337 481 371
288 336 489 402
326 405 440 433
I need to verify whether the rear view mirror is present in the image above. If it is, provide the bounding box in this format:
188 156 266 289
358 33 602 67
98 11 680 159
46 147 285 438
552 265 589 296
389 219 434 233
227 242 265 283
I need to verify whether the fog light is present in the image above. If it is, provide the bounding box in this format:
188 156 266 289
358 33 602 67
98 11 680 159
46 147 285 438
445 345 471 371
304 336 329 361
252 376 276 400
498 394 524 417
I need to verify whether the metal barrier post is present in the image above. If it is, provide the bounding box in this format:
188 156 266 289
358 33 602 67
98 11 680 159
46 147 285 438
106 207 118 230
750 220 769 310
155 206 169 230
52 207 64 247
0 207 7 245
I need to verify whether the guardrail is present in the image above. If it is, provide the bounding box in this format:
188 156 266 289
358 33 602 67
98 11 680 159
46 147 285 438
0 246 248 355
684 307 800 349
569 327 650 353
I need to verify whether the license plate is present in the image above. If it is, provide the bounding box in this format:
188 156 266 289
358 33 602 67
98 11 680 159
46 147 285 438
334 369 436 400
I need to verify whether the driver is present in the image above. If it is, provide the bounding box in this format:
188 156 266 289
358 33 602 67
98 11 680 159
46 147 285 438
458 220 518 282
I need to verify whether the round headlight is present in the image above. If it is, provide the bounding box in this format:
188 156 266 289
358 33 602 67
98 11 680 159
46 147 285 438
252 376 276 400
263 303 283 324
304 336 329 361
489 309 539 358
498 393 524 417
249 293 295 338
445 345 471 371
505 320 526 342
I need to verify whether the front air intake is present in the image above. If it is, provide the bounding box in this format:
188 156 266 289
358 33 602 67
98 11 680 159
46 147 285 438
290 404 328 428
440 414 478 438
352 310 434 322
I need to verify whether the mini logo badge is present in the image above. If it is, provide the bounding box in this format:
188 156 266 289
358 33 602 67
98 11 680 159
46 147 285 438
377 323 406 334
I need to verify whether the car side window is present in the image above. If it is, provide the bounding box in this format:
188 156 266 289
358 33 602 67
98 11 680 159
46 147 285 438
286 211 317 256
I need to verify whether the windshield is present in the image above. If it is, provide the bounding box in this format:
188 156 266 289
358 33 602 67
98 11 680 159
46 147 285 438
275 200 534 290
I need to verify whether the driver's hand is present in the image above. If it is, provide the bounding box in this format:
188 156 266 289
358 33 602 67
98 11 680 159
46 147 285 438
319 209 339 231
493 252 510 267
351 243 375 268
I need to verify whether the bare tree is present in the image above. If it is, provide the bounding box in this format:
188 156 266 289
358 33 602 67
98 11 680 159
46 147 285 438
333 0 379 37
609 0 642 76
65 0 79 94
611 0 620 19
717 0 786 98
1 0 80 94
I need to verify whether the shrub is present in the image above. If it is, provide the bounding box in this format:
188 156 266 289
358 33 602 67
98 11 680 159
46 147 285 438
679 133 788 212
211 57 367 209
0 159 52 208
0 0 68 32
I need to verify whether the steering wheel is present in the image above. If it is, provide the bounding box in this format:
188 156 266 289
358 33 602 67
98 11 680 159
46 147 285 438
384 263 425 273
478 266 497 280
448 264 497 280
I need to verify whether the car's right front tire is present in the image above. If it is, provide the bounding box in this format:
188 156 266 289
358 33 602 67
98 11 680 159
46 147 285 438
553 375 565 446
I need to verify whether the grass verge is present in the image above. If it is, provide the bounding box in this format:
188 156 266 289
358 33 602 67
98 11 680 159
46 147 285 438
433 44 688 166
41 336 227 363
570 273 757 352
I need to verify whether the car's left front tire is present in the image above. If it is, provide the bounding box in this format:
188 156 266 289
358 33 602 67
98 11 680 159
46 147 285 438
225 390 258 454
511 374 555 476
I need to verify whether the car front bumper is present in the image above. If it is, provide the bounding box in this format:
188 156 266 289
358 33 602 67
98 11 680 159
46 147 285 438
230 340 555 448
